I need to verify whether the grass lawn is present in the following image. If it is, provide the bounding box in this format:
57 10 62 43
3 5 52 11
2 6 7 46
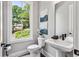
13 29 30 39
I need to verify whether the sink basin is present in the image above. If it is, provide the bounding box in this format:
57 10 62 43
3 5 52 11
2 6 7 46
45 37 73 52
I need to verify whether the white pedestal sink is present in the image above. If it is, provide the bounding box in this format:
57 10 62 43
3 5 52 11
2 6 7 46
45 37 73 57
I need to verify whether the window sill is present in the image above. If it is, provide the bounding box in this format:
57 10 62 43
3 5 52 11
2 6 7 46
8 37 33 44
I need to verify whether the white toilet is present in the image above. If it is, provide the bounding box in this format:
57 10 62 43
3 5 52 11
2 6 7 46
27 37 45 57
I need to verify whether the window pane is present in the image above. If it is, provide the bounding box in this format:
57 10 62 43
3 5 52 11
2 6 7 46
12 1 30 39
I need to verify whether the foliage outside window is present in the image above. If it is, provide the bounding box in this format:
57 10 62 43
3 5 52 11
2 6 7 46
12 1 30 39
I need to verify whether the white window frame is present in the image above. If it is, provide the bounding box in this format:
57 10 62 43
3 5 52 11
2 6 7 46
3 1 39 44
6 1 33 43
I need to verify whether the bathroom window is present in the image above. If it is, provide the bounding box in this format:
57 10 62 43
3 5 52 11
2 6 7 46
12 1 31 40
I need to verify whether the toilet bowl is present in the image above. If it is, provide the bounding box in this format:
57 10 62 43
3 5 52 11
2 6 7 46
27 37 45 57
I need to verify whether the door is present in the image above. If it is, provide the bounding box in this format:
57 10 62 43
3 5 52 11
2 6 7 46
73 1 79 57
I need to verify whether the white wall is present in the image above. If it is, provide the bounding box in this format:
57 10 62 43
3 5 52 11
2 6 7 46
73 1 79 57
0 1 2 57
39 1 55 38
56 4 69 36
31 2 39 43
69 4 73 34
39 1 57 57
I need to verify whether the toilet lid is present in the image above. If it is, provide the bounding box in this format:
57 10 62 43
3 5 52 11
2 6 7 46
27 44 39 50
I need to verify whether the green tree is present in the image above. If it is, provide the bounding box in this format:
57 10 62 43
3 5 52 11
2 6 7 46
12 4 30 32
18 4 30 28
12 5 23 25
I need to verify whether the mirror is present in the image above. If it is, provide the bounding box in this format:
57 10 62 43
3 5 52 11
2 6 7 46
39 8 48 35
55 2 73 36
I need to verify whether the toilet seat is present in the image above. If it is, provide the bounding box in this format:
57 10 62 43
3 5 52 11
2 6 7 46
27 44 41 51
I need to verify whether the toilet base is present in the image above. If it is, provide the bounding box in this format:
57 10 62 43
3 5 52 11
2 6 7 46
30 51 40 57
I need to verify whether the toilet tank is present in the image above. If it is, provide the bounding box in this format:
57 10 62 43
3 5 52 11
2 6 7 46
38 37 45 47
